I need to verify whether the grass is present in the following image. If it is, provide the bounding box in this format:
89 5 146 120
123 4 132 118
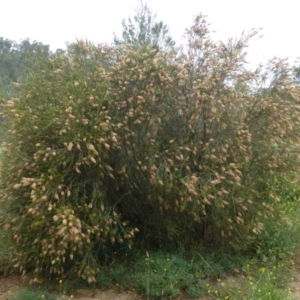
4 245 297 299
92 247 297 299
3 280 75 300
7 287 58 300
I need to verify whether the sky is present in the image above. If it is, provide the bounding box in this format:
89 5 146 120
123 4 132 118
1 0 299 70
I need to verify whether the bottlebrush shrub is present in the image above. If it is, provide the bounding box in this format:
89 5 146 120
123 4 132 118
103 15 300 249
0 42 138 282
1 14 300 282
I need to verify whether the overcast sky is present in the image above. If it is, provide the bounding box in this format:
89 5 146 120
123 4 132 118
1 0 299 69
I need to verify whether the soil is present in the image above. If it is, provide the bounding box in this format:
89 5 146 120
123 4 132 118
290 272 300 299
289 249 300 299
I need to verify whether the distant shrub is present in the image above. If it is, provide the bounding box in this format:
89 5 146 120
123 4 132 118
1 14 300 281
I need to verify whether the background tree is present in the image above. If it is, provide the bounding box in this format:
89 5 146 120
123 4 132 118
0 38 51 97
294 59 300 83
113 0 175 51
0 38 51 138
0 38 20 97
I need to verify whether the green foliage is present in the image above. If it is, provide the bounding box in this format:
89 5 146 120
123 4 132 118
0 38 19 92
1 13 300 282
110 15 300 249
8 287 57 300
0 227 12 273
134 252 186 298
0 37 51 141
113 0 175 51
252 176 300 263
95 247 249 299
294 59 300 84
0 41 137 282
96 265 130 290
92 248 295 299
210 265 294 300
132 251 218 298
0 147 13 273
0 38 51 97
243 264 294 300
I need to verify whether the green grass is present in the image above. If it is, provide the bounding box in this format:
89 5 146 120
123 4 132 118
91 247 297 299
4 256 297 300
7 287 58 300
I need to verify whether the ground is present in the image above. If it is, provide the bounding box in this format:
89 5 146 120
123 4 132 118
0 274 212 300
0 274 142 300
290 261 300 299
0 269 300 299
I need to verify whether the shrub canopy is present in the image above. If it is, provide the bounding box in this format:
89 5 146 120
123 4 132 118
1 14 300 281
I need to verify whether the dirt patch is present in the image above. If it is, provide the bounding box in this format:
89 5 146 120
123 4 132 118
64 289 142 300
0 274 31 299
289 272 300 298
288 249 300 298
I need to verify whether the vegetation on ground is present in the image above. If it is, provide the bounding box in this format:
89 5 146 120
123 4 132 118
1 1 300 300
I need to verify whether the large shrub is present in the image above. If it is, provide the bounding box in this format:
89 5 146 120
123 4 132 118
0 42 138 282
1 14 300 280
103 15 300 248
